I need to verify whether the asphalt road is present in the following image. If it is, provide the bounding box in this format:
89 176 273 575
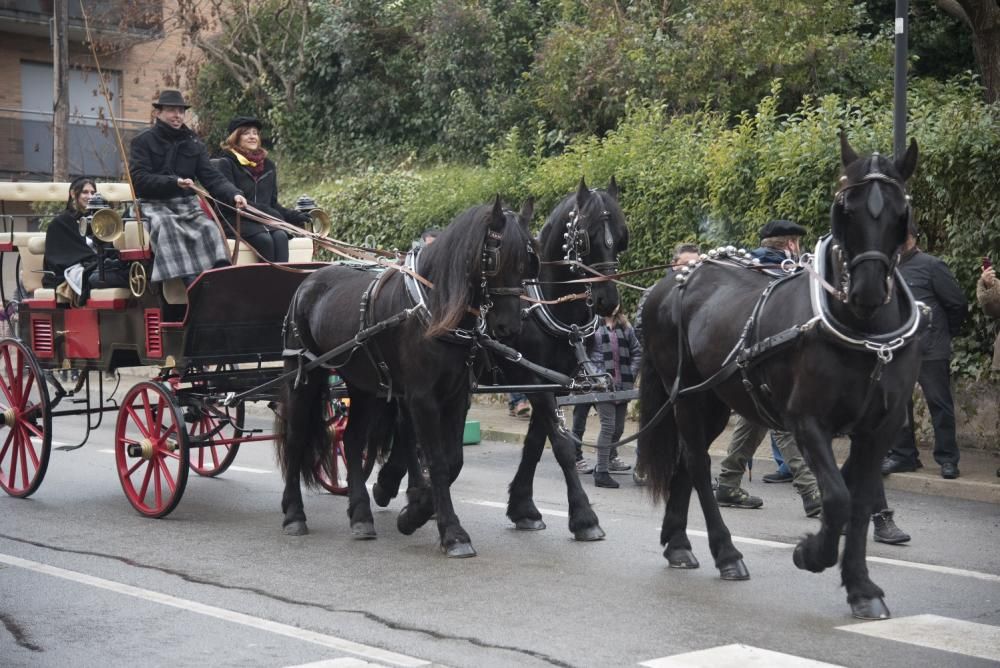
2 411 998 668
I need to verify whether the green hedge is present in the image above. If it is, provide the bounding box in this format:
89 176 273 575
283 81 999 376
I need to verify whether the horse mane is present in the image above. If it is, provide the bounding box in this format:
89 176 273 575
419 202 534 338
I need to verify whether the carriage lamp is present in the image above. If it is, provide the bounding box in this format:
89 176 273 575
295 195 318 212
295 195 331 236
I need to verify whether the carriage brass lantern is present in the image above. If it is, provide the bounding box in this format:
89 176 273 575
86 193 124 244
295 195 331 237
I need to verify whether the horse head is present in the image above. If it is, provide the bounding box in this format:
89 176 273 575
421 195 537 341
831 131 918 320
540 176 629 317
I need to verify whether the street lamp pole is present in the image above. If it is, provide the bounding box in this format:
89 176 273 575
894 0 909 159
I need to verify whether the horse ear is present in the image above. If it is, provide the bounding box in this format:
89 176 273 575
489 195 505 232
895 138 918 182
576 177 590 207
607 175 619 200
519 197 534 227
839 129 858 168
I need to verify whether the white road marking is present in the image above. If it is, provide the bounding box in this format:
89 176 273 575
0 553 428 667
284 660 388 668
96 449 272 474
463 498 569 518
685 529 1000 583
838 614 1000 662
639 643 844 667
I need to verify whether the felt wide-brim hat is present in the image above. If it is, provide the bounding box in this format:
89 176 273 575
226 116 263 135
759 219 807 240
152 89 191 109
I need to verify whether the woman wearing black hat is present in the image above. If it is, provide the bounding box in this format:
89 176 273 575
213 117 308 262
128 89 247 285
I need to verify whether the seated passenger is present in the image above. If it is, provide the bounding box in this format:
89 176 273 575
214 116 308 262
128 89 247 286
43 177 96 298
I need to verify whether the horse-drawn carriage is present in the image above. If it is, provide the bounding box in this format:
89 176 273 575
0 181 359 517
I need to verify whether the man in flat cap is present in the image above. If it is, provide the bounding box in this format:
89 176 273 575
129 89 247 285
714 220 824 517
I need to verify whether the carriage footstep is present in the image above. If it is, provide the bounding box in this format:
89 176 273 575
283 521 309 536
719 559 750 580
515 518 546 531
351 521 377 539
443 542 477 558
851 597 890 620
665 547 700 569
573 525 606 542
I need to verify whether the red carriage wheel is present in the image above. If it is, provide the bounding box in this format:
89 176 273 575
115 381 189 518
187 402 244 477
315 399 350 495
0 338 52 498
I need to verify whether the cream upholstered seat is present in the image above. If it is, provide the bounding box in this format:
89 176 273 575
114 220 150 251
288 236 313 262
21 235 50 297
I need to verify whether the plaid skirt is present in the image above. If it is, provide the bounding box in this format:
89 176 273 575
143 195 230 282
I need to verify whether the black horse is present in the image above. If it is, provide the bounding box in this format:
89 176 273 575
366 178 628 542
276 198 537 557
503 178 627 539
636 133 923 619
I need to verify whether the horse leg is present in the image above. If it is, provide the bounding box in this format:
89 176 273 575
660 455 698 568
392 403 434 535
409 393 475 558
276 364 326 536
343 393 378 539
789 417 848 573
372 403 407 507
840 433 892 619
506 395 547 531
680 398 749 580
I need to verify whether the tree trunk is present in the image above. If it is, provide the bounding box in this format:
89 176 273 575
52 0 69 181
970 14 1000 102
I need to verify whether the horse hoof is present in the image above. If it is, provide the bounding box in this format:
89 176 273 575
851 597 891 620
351 521 376 539
573 525 606 542
397 506 419 535
515 518 546 531
283 521 308 536
665 547 700 569
444 542 477 558
372 483 395 508
719 560 750 580
793 543 807 570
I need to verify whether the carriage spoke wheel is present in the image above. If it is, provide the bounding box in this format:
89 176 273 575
187 402 244 477
128 262 147 298
0 338 51 498
115 381 188 518
316 403 350 495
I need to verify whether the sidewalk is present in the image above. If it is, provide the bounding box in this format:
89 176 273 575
467 400 1000 505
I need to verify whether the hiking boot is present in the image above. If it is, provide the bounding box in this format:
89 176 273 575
575 457 594 475
594 471 619 488
513 399 531 418
802 491 822 518
881 456 920 475
715 486 763 509
608 455 632 473
872 509 910 544
762 470 793 484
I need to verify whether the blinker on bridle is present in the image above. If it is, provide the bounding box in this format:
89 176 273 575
563 191 619 275
830 153 910 304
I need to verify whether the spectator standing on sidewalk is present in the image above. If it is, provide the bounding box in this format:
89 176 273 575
882 220 967 479
713 220 822 517
588 305 641 488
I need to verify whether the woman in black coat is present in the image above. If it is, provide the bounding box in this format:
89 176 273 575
213 117 308 262
42 177 98 292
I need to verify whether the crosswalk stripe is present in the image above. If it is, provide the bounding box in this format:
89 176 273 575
837 614 1000 662
283 659 388 668
639 643 845 667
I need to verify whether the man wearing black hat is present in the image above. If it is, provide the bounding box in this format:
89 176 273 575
212 116 309 262
128 89 247 284
715 220 823 517
882 220 967 479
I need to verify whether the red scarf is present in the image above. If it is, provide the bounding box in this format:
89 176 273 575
231 147 267 178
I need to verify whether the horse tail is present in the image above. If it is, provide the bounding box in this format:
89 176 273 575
274 360 330 490
637 355 677 504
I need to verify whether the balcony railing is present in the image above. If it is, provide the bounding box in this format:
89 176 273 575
0 0 164 39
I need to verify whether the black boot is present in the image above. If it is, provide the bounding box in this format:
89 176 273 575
593 471 619 488
872 509 910 544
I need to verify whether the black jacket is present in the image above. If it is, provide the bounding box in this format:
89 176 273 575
899 248 968 360
42 209 96 289
212 152 308 237
128 120 240 203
